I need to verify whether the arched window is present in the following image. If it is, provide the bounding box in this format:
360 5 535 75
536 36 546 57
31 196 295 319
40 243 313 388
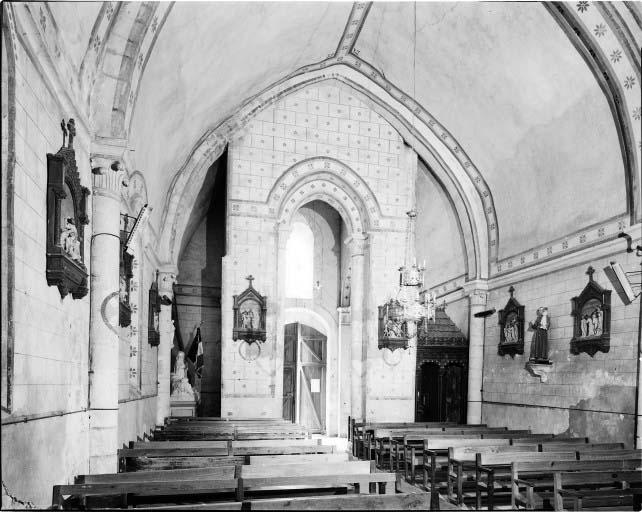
285 220 314 299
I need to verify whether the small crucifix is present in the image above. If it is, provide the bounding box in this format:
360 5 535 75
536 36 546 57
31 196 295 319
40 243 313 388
586 266 595 281
508 285 515 297
246 275 255 288
60 119 67 147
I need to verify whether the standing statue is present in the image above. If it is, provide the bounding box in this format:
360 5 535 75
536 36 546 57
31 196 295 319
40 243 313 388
528 307 550 362
170 351 195 399
60 217 81 261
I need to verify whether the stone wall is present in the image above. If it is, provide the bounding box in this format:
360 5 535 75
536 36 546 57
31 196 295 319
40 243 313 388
1 28 92 506
1 14 159 505
223 79 416 423
481 241 640 445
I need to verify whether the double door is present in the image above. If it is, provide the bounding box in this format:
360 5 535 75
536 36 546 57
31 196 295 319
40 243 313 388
282 322 326 433
416 361 466 423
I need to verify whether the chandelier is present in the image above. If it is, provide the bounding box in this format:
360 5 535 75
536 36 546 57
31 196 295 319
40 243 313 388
396 210 436 325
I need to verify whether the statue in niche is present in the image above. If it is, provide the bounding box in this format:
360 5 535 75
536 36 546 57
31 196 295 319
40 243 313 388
170 351 195 400
60 217 81 261
528 307 550 363
241 308 255 330
503 314 519 344
580 300 603 337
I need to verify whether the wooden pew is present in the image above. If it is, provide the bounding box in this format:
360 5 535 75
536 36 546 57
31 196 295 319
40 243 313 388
237 461 398 501
391 429 532 476
553 468 642 511
350 420 459 456
443 444 540 507
119 441 334 471
248 493 433 509
475 451 578 510
511 456 641 510
366 426 514 463
52 465 238 509
248 453 349 465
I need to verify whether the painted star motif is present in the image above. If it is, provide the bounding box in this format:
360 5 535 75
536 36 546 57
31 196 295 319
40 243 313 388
610 49 622 63
624 76 636 90
633 107 641 121
576 1 589 12
594 23 607 37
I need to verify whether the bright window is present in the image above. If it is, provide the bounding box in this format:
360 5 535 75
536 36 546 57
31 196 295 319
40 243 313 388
285 221 314 299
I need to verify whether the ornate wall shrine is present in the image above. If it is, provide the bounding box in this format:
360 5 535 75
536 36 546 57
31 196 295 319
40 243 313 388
415 307 468 424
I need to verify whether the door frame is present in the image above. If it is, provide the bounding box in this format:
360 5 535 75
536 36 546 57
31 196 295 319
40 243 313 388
283 308 334 434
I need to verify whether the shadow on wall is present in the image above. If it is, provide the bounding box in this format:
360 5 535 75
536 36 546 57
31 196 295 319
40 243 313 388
567 384 636 446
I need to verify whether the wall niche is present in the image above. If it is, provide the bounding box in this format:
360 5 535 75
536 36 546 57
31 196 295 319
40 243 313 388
497 286 525 357
46 119 89 299
570 266 611 357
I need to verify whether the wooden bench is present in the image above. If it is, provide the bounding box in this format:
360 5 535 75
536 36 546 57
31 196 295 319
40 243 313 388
366 426 513 463
119 441 334 471
350 420 459 456
237 461 398 501
511 456 641 510
247 453 350 465
475 451 578 510
553 468 642 511
390 429 532 475
52 465 239 509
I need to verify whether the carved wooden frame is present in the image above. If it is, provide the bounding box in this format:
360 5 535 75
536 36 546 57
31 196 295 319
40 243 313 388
497 286 525 357
232 276 267 345
378 299 409 351
45 122 90 299
570 266 611 357
148 280 161 347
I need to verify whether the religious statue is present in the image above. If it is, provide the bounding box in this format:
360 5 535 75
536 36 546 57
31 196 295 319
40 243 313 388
60 217 81 261
528 307 550 363
241 308 254 330
503 315 518 343
170 351 195 400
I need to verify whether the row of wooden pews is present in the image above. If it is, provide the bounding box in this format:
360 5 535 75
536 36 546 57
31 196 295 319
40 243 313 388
350 418 641 510
53 417 431 510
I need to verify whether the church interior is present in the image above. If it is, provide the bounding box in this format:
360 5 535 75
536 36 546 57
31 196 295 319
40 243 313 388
2 1 642 509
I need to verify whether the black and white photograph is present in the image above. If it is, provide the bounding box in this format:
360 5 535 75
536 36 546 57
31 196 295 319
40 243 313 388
1 0 641 509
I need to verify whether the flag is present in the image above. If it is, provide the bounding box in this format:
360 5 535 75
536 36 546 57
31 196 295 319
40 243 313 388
186 327 204 401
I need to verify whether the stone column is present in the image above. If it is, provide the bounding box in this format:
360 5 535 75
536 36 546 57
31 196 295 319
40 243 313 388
349 234 368 421
273 223 291 418
88 158 126 474
156 268 177 425
464 281 488 424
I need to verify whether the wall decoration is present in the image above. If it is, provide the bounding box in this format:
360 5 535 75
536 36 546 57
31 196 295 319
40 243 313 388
497 286 525 357
148 279 161 347
524 306 553 382
119 213 135 327
570 266 611 356
232 275 267 345
46 118 90 299
378 299 409 351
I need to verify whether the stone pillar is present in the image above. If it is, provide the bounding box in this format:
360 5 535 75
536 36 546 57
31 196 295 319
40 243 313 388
349 234 368 421
88 158 126 474
464 282 488 424
156 269 177 425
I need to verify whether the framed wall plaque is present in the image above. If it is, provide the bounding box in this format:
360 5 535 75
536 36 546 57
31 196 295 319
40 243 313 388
46 119 89 299
232 275 267 345
570 266 611 356
378 299 409 351
497 286 525 357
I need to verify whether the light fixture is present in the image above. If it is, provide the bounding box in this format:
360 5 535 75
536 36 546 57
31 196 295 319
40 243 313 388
396 210 436 325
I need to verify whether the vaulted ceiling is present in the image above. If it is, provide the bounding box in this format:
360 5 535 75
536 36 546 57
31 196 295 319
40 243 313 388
16 1 641 268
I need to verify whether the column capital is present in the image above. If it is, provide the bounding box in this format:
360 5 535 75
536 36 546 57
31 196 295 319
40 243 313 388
158 267 178 300
91 156 128 199
346 233 369 256
463 279 489 306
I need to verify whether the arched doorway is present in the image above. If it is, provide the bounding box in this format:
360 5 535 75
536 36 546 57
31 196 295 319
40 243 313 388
283 322 327 433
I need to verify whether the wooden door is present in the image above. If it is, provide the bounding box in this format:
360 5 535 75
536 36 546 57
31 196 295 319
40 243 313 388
282 323 297 422
298 324 326 433
442 364 466 424
417 362 440 422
